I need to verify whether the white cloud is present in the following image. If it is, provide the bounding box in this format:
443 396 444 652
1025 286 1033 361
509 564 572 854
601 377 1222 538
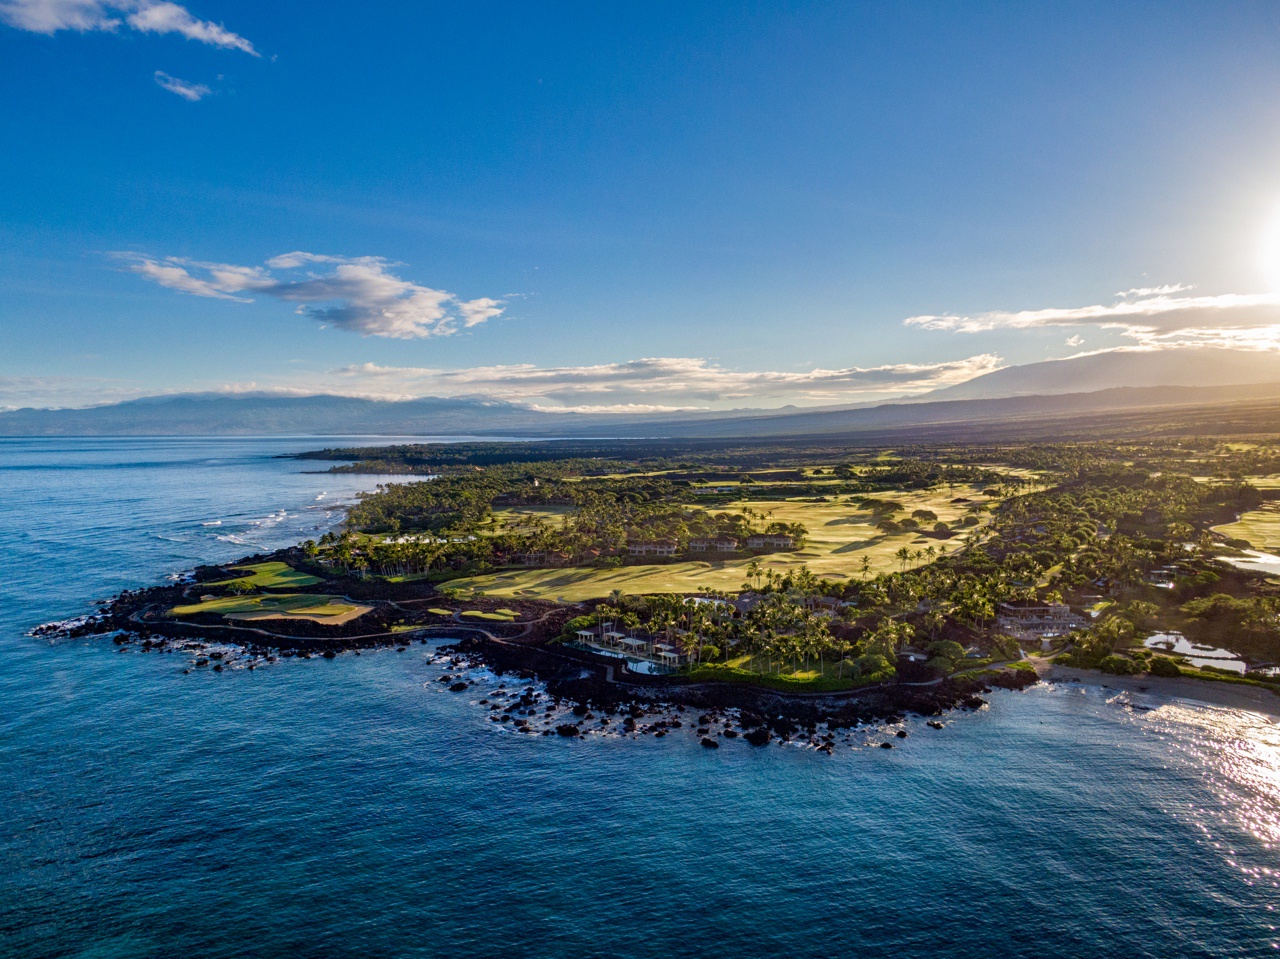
904 286 1280 349
153 69 209 100
321 354 1004 408
117 251 505 338
0 0 257 53
125 1 253 53
1115 284 1192 299
1065 335 1084 347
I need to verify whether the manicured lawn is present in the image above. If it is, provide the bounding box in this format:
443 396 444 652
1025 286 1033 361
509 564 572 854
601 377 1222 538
427 607 454 616
1213 503 1280 550
461 609 519 622
171 593 368 624
684 660 884 692
210 561 322 589
447 485 995 601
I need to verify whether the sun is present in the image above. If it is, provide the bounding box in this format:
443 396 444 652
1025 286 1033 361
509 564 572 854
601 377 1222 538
1257 204 1280 294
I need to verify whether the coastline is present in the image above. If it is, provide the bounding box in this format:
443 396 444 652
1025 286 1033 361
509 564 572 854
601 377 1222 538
1037 662 1280 720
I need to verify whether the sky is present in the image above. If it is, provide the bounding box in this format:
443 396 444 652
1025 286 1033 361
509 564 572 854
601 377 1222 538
5 0 1280 411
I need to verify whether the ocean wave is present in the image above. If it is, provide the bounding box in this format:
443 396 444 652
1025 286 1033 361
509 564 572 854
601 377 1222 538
247 510 288 529
200 521 223 527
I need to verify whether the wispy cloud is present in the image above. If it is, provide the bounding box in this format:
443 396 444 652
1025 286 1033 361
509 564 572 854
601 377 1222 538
321 355 1004 407
904 285 1280 349
153 69 209 100
116 251 506 339
0 374 149 410
0 0 257 54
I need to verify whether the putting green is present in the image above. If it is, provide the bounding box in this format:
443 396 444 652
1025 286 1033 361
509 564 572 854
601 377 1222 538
210 561 322 589
171 593 369 624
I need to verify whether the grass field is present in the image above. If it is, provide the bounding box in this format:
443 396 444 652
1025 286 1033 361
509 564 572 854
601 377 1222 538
1214 504 1280 550
210 561 322 589
171 593 370 624
461 609 521 622
448 486 992 602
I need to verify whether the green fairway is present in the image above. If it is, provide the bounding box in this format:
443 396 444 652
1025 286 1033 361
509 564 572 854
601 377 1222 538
1214 504 1280 550
447 486 993 601
171 592 368 623
461 609 520 621
210 561 322 589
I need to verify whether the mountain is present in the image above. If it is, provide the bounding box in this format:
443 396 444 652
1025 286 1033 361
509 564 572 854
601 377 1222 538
0 393 561 436
922 348 1280 401
610 381 1280 441
7 379 1280 442
0 392 767 437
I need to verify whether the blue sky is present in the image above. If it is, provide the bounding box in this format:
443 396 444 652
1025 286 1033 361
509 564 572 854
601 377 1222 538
5 1 1280 410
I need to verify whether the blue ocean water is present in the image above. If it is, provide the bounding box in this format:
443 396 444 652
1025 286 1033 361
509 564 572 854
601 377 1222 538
2 437 1279 958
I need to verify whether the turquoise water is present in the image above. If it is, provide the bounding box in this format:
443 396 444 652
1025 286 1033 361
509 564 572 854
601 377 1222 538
2 438 1279 958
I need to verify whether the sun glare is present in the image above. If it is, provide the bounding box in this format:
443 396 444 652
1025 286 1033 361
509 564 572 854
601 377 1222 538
1258 204 1280 294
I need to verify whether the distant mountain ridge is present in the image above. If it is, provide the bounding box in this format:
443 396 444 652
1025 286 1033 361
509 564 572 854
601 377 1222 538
6 378 1280 441
922 348 1280 401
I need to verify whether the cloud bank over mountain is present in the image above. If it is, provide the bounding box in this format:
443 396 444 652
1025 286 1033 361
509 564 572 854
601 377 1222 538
906 285 1280 351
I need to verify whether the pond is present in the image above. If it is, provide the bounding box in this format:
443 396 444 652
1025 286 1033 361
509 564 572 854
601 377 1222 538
1143 631 1248 675
1221 548 1280 577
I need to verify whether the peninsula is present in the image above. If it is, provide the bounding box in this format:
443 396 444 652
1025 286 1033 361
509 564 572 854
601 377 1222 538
57 437 1280 737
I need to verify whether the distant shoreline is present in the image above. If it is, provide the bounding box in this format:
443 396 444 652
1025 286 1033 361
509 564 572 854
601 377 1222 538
1037 662 1280 719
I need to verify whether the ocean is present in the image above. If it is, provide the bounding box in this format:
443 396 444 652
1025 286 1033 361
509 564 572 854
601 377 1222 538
1 436 1278 958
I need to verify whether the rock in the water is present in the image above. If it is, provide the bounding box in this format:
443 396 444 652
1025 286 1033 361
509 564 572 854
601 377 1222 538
880 742 895 749
896 729 908 738
556 724 580 737
744 728 770 747
700 737 719 749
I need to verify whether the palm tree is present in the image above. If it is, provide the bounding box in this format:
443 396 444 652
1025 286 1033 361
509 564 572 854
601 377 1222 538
860 555 872 580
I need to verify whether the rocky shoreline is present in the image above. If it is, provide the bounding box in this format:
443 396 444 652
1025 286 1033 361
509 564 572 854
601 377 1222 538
33 548 1042 746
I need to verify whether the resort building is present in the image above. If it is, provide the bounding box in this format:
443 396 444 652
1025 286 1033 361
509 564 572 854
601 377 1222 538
746 533 795 549
627 540 678 557
995 600 1087 642
653 642 691 667
687 536 737 553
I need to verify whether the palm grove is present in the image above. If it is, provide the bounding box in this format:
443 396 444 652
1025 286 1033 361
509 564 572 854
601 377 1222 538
301 441 1280 688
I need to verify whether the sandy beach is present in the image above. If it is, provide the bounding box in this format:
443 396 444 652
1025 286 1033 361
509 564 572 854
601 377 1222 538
1036 662 1280 719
